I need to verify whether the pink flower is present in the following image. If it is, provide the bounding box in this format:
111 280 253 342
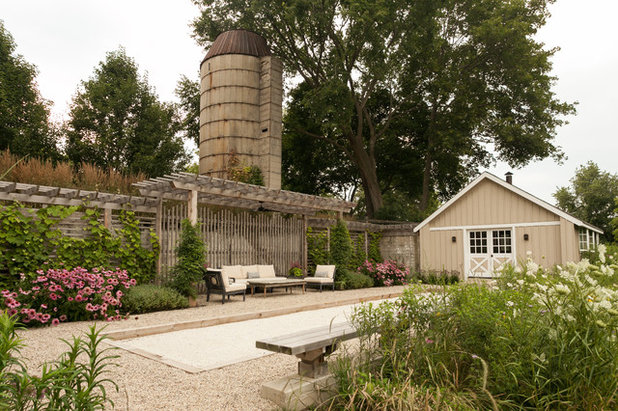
51 319 60 326
59 315 67 321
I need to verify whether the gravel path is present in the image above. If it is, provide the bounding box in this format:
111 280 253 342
17 286 408 410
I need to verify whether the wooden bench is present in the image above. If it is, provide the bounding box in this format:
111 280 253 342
256 322 357 378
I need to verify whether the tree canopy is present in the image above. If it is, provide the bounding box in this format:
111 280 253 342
175 74 200 147
0 21 59 161
191 0 575 218
65 49 188 177
554 162 618 242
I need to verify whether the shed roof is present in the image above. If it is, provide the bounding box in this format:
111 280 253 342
134 173 355 215
203 29 271 62
413 172 603 234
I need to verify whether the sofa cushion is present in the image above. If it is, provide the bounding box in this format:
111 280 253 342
222 265 243 279
315 265 336 279
315 270 329 278
241 265 258 278
257 265 276 278
225 282 246 292
233 278 249 287
305 277 334 284
219 269 231 287
247 271 259 279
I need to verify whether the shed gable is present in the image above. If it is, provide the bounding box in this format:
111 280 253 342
429 179 559 229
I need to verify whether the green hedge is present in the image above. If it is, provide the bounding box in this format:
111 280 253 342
122 284 188 314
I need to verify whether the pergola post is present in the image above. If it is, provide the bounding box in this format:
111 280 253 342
188 189 198 224
303 215 308 272
103 208 112 229
155 198 163 281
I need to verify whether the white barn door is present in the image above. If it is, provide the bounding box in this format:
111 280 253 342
467 229 514 278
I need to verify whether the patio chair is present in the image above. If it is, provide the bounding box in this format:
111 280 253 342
305 265 336 292
203 269 246 304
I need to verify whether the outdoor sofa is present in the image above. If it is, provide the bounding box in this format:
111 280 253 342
305 265 336 292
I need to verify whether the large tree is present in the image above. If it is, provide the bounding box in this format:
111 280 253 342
175 74 200 147
65 49 188 177
191 0 574 217
0 21 59 161
554 162 618 241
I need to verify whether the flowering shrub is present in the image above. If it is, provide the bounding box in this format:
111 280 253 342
1 267 136 325
358 259 409 286
331 246 618 410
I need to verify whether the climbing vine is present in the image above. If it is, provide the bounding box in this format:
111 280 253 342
306 227 329 274
368 231 383 262
0 203 158 288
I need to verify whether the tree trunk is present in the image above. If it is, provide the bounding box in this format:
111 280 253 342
348 133 383 218
420 105 438 212
420 151 432 211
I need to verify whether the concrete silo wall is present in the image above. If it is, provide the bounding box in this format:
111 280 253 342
199 54 282 189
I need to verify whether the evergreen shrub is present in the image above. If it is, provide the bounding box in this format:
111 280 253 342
169 219 206 298
337 268 373 289
122 284 188 314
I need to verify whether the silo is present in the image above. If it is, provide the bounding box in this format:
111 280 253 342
199 29 282 189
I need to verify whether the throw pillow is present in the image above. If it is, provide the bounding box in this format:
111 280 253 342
247 271 259 279
315 270 329 278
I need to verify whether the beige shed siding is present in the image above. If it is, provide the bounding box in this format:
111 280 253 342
431 179 558 228
515 225 561 268
418 227 464 274
560 218 581 263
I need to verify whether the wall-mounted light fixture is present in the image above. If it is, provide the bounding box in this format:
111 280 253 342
524 234 529 241
452 236 457 243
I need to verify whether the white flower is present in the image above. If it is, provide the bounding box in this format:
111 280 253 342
506 300 514 307
526 260 539 273
526 250 533 257
565 314 575 322
516 279 524 286
598 299 612 311
599 244 607 263
584 274 598 287
554 284 570 294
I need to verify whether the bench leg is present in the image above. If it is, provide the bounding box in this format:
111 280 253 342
295 347 333 378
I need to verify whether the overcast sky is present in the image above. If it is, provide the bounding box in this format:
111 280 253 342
2 0 617 204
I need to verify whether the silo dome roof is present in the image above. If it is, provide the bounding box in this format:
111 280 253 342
203 29 271 61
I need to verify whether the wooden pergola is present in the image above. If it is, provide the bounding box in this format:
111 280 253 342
0 181 158 213
133 172 356 222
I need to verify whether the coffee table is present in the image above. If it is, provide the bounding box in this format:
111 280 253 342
247 278 306 296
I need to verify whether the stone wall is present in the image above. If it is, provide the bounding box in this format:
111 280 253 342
380 232 419 271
